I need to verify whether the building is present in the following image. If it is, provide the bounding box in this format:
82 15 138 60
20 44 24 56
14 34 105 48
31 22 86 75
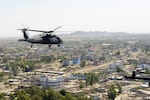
84 54 96 61
36 75 64 90
93 60 100 66
137 64 150 70
131 47 138 52
68 75 86 80
62 60 69 66
127 58 139 64
72 56 81 65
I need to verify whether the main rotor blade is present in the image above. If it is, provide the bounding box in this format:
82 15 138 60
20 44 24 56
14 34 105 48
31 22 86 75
17 29 23 30
17 28 27 31
53 31 72 33
27 29 47 33
52 26 62 31
18 26 63 34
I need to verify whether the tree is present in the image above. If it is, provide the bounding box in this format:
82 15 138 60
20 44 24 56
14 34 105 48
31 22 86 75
59 89 67 96
116 51 120 55
107 84 117 100
31 95 42 100
76 96 93 100
65 93 74 100
5 63 10 70
99 72 108 79
2 56 10 63
116 82 122 93
0 93 6 100
57 55 68 61
116 66 123 73
46 88 64 100
85 72 99 86
145 68 150 74
80 60 86 68
79 81 84 88
144 45 150 53
0 72 5 82
16 90 31 100
12 66 18 76
9 94 15 100
25 85 42 97
13 85 92 100
41 55 56 63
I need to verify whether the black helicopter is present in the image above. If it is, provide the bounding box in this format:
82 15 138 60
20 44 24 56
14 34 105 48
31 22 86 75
18 26 63 48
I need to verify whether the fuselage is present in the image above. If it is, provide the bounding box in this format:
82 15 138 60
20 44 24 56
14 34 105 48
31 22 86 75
26 35 63 45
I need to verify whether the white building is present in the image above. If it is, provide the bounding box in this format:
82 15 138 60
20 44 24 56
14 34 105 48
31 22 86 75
36 75 64 90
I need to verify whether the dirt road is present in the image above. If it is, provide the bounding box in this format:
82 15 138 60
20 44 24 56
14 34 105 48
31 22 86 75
64 62 112 76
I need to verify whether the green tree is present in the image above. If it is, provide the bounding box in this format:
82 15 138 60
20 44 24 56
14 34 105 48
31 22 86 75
12 66 18 76
86 72 99 86
5 63 10 70
16 89 31 100
25 85 41 97
116 51 120 55
31 95 42 100
20 62 26 72
116 66 123 73
116 82 122 93
2 56 10 63
65 93 74 100
79 81 84 88
41 55 56 63
99 72 108 79
0 93 6 100
107 84 117 100
145 68 150 74
76 96 93 100
0 72 5 82
57 55 68 61
144 45 150 53
28 63 35 71
14 85 93 100
59 89 67 96
9 93 15 100
46 88 64 100
80 60 86 68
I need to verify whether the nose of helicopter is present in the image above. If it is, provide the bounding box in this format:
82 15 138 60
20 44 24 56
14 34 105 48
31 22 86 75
59 38 63 44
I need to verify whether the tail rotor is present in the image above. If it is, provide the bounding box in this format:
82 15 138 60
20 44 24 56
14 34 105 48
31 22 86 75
17 24 29 40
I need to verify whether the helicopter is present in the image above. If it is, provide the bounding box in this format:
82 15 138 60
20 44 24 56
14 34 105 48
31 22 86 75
18 26 63 48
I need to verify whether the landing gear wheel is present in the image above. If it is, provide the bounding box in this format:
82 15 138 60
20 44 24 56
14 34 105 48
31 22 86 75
49 45 51 48
31 44 33 48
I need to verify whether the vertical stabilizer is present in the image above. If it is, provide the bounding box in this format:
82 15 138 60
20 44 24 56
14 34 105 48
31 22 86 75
22 29 29 40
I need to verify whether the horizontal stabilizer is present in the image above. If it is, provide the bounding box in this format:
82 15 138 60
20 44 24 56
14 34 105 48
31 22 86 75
18 39 26 41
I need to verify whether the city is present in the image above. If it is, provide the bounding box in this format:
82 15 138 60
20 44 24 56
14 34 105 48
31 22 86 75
1 32 150 100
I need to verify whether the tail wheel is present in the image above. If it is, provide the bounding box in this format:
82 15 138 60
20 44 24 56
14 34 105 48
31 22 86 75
31 44 33 48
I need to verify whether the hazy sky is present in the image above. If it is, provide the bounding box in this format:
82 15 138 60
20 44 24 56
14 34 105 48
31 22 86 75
1 0 150 37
